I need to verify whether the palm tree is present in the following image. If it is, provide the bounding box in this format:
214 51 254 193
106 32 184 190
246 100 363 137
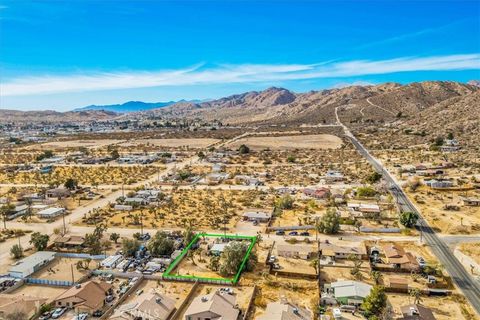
1 202 14 230
24 198 33 221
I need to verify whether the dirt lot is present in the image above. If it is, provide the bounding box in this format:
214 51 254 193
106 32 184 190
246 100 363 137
28 139 125 150
120 138 220 149
458 242 480 265
387 293 477 320
85 189 274 231
30 257 89 281
12 284 67 302
0 165 160 185
372 148 480 235
229 134 343 150
243 273 318 319
405 186 480 234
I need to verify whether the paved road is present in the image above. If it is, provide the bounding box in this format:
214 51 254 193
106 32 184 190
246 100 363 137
0 134 244 272
335 109 480 314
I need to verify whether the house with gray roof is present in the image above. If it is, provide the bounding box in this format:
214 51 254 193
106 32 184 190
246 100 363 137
257 299 312 320
322 280 372 306
184 289 239 320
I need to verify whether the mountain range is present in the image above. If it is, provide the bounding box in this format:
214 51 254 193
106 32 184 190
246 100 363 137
1 81 479 141
73 100 189 113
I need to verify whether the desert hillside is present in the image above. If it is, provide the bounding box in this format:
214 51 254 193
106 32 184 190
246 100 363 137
145 81 478 127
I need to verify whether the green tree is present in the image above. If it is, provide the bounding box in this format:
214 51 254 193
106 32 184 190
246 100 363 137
316 208 340 234
434 136 444 146
219 241 257 276
366 172 382 184
238 144 250 154
409 288 422 305
399 211 419 228
447 132 454 140
361 285 387 319
356 187 377 197
183 226 195 247
24 197 33 220
148 231 174 257
36 150 54 161
84 225 107 255
110 233 120 244
0 203 14 229
30 232 50 251
64 178 78 190
370 270 382 285
122 238 141 257
349 254 363 280
110 149 120 159
287 155 296 163
10 244 23 259
208 255 220 271
276 194 294 210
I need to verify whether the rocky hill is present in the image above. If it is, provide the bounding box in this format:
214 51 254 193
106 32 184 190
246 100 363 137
145 81 478 126
2 81 477 131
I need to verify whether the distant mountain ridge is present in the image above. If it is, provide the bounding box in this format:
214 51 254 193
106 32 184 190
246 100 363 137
73 100 181 113
145 81 479 125
1 81 478 128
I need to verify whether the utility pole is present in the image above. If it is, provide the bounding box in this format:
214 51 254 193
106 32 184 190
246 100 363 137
62 209 67 235
71 264 75 283
140 210 144 236
317 239 322 306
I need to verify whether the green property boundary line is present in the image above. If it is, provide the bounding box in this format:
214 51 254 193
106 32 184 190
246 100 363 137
162 232 257 284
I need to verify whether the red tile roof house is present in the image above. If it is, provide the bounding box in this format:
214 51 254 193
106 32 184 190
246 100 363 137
303 187 331 200
382 244 420 272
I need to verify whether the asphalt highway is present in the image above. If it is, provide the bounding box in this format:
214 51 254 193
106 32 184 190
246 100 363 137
346 131 480 314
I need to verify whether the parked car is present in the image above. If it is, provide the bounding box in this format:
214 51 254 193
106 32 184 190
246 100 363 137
275 230 285 235
105 295 115 303
72 313 88 320
92 310 103 317
288 231 298 236
272 263 281 270
268 255 277 263
39 311 52 320
51 308 66 319
417 256 426 267
220 287 234 294
300 231 310 236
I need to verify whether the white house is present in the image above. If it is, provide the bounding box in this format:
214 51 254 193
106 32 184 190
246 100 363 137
9 251 56 278
242 210 272 222
100 255 123 269
36 207 65 219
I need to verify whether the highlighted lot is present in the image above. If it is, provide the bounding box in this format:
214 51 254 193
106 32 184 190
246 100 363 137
163 233 257 284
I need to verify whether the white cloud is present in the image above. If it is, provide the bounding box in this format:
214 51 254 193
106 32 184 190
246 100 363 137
2 54 479 96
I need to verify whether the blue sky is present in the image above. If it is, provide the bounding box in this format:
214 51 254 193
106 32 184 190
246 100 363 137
0 1 479 111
